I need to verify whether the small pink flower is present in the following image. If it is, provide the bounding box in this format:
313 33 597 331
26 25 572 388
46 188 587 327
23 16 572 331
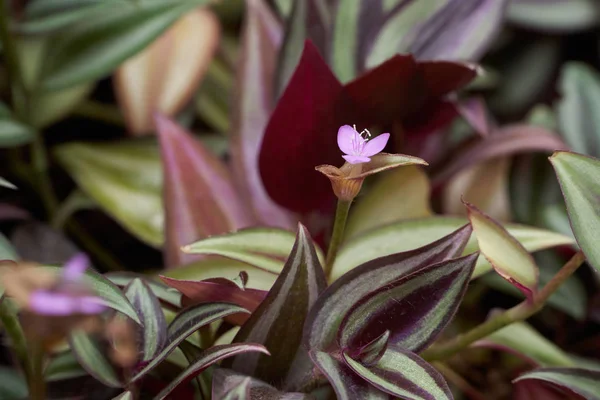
337 125 390 164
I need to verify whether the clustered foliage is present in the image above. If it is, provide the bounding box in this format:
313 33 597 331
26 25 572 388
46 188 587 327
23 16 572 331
0 0 599 399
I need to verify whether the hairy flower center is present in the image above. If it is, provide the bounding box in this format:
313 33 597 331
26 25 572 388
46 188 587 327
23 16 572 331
350 125 371 155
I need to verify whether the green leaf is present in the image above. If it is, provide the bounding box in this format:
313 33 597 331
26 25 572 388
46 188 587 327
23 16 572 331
332 216 574 282
0 232 18 263
465 201 539 298
54 141 163 246
161 258 278 291
40 0 213 90
0 366 27 400
0 177 17 190
226 224 327 390
343 345 451 400
107 272 181 308
514 368 600 400
557 62 600 155
345 166 432 239
43 266 141 324
19 0 111 35
112 392 133 400
0 118 36 148
508 0 600 33
475 321 574 367
330 0 360 82
69 330 122 388
550 151 600 273
183 228 325 274
45 351 87 382
131 303 249 382
154 344 270 400
0 300 29 394
124 278 167 360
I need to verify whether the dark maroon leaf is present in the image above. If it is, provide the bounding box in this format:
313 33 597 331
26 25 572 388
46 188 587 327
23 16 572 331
159 275 267 325
343 345 452 399
154 344 269 400
338 253 478 354
513 368 600 400
0 203 29 221
230 0 294 229
513 379 574 400
304 224 473 353
309 350 389 399
259 41 344 213
226 224 327 391
156 114 255 268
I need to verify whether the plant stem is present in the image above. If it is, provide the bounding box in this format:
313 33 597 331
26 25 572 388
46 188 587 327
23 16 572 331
31 134 59 218
28 340 46 400
422 251 586 361
0 0 26 117
324 199 352 279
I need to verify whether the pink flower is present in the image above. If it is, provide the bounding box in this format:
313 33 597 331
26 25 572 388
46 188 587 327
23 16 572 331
29 254 106 316
337 125 390 164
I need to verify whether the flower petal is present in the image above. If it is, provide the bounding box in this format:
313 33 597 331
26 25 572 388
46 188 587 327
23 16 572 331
343 155 371 164
62 253 90 281
337 125 359 155
30 291 105 316
362 133 390 157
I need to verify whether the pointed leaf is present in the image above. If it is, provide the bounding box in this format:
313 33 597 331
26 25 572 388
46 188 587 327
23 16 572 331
212 368 314 400
260 41 344 213
230 0 293 228
332 217 573 282
305 224 473 352
124 278 167 360
339 253 478 353
345 166 432 238
183 227 325 274
0 177 16 190
159 276 267 325
156 115 254 267
115 8 219 135
514 368 600 400
107 272 181 308
131 302 249 382
550 151 600 272
408 0 509 61
155 344 270 400
309 351 389 400
474 321 574 367
112 392 133 400
222 377 251 399
40 0 213 90
69 330 122 388
356 330 390 366
557 62 600 155
54 141 163 246
508 0 600 33
465 201 539 297
227 224 327 389
343 346 451 400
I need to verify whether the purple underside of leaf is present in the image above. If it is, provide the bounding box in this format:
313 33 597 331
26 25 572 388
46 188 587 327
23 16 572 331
309 350 389 400
431 124 568 186
456 96 490 136
513 368 600 400
513 379 571 400
124 278 167 361
229 0 294 229
226 224 327 391
409 0 509 61
343 345 452 400
130 302 249 382
159 275 267 325
338 252 479 354
156 114 255 268
154 343 269 400
303 224 473 353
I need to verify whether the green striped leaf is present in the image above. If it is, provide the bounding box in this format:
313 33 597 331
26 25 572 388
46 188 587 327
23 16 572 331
331 0 360 82
475 321 574 367
155 344 269 400
124 278 167 360
226 224 327 391
304 224 472 353
332 216 574 282
45 351 87 382
0 366 27 400
514 368 600 400
131 302 249 382
69 330 122 388
339 253 478 353
550 151 600 273
222 377 250 399
183 227 325 274
466 201 539 298
107 272 181 308
212 369 314 399
356 330 390 366
343 345 451 400
309 351 388 400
